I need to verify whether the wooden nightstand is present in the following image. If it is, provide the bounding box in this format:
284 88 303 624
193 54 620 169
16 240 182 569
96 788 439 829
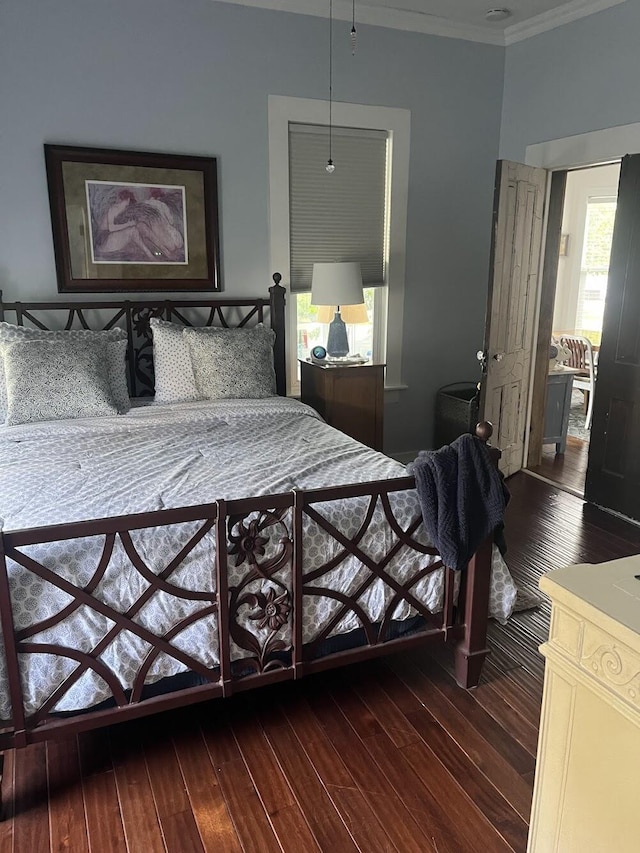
299 360 385 450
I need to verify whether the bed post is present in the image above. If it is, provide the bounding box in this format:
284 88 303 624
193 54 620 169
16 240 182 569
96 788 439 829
454 535 493 688
270 273 287 396
215 499 233 696
453 420 500 689
0 529 30 818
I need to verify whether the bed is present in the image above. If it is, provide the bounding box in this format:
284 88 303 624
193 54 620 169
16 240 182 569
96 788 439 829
0 275 512 806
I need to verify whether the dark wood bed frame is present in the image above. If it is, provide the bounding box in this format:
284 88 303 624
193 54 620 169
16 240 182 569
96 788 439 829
0 275 495 809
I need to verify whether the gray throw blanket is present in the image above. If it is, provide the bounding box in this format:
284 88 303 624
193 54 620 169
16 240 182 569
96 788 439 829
407 433 508 572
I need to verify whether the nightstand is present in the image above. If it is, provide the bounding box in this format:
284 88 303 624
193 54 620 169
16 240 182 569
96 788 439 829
299 360 385 450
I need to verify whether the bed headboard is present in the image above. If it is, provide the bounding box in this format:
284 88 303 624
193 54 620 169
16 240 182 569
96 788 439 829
0 273 287 398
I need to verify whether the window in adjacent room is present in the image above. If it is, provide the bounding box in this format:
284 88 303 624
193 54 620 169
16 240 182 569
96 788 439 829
575 196 617 340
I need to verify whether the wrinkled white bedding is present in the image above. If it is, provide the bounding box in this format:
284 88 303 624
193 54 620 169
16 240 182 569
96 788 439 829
0 398 516 717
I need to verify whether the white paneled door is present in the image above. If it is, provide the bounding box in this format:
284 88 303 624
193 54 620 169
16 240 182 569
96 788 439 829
481 161 547 477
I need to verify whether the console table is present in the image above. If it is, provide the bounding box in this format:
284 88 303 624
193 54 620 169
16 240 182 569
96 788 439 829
543 367 581 453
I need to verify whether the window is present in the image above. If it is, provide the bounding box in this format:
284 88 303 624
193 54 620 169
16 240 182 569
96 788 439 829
295 287 377 362
268 96 410 396
575 196 617 340
288 123 388 377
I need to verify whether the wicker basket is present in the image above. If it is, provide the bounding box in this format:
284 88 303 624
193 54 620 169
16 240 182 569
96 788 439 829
434 383 479 448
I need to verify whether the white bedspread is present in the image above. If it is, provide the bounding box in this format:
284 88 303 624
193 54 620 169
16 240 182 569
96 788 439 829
0 399 516 717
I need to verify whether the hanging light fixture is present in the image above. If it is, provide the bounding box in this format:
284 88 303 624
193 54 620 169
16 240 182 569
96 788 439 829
325 0 335 173
351 0 357 55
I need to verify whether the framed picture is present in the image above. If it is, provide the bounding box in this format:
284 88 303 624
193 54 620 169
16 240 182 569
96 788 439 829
44 144 221 292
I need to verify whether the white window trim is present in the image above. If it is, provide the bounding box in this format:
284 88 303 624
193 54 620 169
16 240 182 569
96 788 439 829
268 94 410 394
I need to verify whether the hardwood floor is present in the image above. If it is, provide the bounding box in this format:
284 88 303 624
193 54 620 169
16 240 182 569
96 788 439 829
527 435 589 495
2 472 640 852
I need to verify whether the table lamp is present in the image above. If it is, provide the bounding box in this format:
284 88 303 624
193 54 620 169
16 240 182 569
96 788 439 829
311 262 365 357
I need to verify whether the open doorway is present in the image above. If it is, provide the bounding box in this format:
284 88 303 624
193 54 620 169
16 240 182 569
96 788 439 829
527 162 620 496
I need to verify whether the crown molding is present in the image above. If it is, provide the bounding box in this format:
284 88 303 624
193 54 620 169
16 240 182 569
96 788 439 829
214 0 628 46
213 0 504 45
504 0 628 45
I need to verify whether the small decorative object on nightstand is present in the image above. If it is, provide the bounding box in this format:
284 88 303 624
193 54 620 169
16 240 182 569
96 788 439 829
299 359 384 450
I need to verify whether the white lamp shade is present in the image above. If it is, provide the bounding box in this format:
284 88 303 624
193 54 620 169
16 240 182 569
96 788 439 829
311 262 364 307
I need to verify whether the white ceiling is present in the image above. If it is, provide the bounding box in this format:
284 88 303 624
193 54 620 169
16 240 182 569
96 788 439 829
216 0 627 44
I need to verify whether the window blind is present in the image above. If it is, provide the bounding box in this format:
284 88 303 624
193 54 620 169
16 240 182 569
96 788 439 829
288 124 388 292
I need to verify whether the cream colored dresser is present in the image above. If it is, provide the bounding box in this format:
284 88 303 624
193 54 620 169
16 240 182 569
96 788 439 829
528 557 640 852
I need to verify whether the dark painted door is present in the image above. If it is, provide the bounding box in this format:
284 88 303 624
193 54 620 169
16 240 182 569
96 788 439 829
586 153 640 519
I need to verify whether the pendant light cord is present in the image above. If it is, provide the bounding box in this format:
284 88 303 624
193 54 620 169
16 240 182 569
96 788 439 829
351 0 357 54
325 0 335 171
324 0 357 171
329 0 333 165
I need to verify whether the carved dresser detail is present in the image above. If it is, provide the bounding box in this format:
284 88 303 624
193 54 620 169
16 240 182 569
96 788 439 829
528 556 640 852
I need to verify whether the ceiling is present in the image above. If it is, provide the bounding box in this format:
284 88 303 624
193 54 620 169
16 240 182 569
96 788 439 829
217 0 627 44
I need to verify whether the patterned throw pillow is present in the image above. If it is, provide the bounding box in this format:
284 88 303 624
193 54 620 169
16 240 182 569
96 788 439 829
0 322 130 417
3 339 118 425
149 318 200 403
183 325 277 399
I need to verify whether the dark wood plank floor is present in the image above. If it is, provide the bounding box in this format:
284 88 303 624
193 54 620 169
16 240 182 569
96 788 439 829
2 472 640 852
527 436 589 495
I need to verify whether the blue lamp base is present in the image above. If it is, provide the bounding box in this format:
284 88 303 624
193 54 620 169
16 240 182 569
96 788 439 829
326 311 349 357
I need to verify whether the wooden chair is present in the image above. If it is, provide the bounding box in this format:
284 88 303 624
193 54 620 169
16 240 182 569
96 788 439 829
560 335 596 430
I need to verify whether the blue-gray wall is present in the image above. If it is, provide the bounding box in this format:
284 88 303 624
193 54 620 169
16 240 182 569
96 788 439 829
500 1 640 160
0 0 505 454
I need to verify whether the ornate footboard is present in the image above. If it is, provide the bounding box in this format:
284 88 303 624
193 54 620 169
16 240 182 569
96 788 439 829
0 473 492 763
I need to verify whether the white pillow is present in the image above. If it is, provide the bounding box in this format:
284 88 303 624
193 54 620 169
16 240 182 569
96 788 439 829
149 318 200 403
0 322 130 417
3 339 118 425
183 325 277 400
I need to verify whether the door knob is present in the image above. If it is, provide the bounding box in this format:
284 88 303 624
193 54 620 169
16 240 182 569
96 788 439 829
493 352 505 361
